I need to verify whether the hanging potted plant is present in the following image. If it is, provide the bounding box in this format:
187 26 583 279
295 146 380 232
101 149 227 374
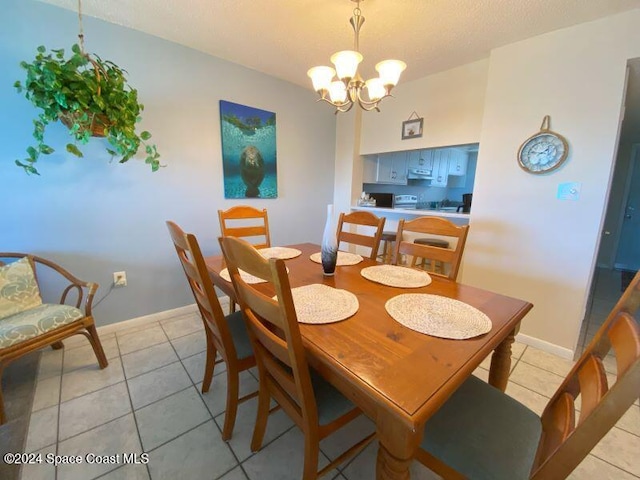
13 1 160 175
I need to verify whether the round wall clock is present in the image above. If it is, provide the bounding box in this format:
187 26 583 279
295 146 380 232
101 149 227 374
517 115 569 174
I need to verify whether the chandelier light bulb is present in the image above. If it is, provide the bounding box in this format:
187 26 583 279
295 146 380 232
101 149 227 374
330 50 363 81
328 81 348 104
365 78 385 102
307 66 336 93
375 60 407 87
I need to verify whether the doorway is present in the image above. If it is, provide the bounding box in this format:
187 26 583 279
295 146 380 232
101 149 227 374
578 58 640 354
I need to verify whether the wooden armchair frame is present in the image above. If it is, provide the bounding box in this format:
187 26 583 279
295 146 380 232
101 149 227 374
0 253 108 424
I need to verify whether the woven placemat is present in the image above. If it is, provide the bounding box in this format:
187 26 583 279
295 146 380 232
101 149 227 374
361 265 432 288
309 251 363 266
259 247 302 260
385 294 492 339
277 284 359 324
220 268 266 284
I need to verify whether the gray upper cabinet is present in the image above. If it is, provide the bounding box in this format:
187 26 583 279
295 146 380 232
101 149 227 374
363 146 470 186
363 152 408 185
431 150 450 187
448 148 468 176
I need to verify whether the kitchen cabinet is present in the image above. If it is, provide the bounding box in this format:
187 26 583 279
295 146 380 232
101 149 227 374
362 152 407 185
448 148 468 176
407 150 433 171
431 150 450 187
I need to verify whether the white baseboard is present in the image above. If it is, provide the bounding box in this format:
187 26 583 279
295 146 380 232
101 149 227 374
515 333 574 360
97 303 199 336
97 296 233 336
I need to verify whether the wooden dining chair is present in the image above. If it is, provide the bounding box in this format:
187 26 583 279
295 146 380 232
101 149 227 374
219 236 376 479
166 221 257 440
336 210 385 260
394 216 470 280
0 253 109 424
415 270 640 480
218 205 271 249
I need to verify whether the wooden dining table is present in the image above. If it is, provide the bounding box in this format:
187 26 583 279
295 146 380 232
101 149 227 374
205 242 533 480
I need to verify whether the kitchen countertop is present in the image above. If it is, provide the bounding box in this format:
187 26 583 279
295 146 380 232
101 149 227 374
351 205 470 220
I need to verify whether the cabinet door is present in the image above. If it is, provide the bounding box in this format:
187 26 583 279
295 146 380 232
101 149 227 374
376 153 407 184
392 152 408 184
448 149 468 176
431 150 449 187
377 155 394 183
407 150 428 170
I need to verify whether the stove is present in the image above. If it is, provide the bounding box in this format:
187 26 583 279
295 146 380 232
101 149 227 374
394 194 417 209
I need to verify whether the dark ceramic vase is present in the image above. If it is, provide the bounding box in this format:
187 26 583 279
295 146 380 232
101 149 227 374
321 204 338 276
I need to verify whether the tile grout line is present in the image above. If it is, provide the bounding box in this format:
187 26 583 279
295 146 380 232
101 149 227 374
112 331 152 480
157 317 247 480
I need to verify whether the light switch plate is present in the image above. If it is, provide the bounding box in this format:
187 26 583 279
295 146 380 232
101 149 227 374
557 182 581 201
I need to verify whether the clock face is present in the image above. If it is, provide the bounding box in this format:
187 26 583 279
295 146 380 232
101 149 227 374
518 132 568 174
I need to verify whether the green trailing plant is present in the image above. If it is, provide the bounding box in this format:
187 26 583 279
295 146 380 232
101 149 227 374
14 44 160 175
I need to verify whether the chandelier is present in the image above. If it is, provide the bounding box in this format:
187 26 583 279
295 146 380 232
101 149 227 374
307 0 406 114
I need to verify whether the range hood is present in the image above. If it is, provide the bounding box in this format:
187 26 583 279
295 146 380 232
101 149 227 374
407 168 433 179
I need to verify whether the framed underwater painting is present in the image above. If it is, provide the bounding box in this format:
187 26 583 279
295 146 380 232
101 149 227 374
219 100 277 198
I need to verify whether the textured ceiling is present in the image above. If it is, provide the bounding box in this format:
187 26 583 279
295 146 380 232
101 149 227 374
38 0 640 89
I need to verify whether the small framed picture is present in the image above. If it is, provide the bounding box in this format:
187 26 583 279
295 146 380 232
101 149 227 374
402 118 423 140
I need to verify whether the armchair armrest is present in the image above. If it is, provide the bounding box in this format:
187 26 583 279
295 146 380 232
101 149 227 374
0 253 99 317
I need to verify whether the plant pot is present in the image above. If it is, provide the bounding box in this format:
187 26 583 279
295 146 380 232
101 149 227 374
59 112 111 138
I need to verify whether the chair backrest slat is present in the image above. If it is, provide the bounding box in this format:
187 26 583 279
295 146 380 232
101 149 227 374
336 211 385 260
531 271 640 479
609 312 640 376
218 205 271 249
577 355 608 424
394 217 470 280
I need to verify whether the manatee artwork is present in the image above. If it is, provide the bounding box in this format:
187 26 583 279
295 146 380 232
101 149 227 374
240 145 265 197
220 100 277 199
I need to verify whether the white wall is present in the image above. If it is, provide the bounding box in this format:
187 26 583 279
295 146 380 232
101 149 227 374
0 0 336 325
360 60 489 155
348 9 640 356
463 10 640 354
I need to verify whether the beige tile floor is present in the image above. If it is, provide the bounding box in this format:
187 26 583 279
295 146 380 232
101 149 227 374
20 286 640 480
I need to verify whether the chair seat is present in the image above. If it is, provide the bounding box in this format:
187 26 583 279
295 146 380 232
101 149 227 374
414 238 450 248
311 370 357 426
225 311 253 360
421 375 542 480
0 304 84 349
381 231 396 241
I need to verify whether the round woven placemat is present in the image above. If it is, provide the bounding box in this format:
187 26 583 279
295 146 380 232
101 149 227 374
309 251 363 266
361 265 432 288
259 247 302 260
385 294 492 339
220 268 266 284
277 284 359 324
220 266 290 284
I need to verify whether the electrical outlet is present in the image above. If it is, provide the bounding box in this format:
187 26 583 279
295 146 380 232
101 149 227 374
113 271 127 287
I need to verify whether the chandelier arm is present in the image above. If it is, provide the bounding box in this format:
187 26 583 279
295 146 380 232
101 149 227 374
316 95 355 113
353 88 393 110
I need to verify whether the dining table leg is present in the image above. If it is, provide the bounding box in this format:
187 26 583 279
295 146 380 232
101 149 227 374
375 410 422 480
488 324 520 392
